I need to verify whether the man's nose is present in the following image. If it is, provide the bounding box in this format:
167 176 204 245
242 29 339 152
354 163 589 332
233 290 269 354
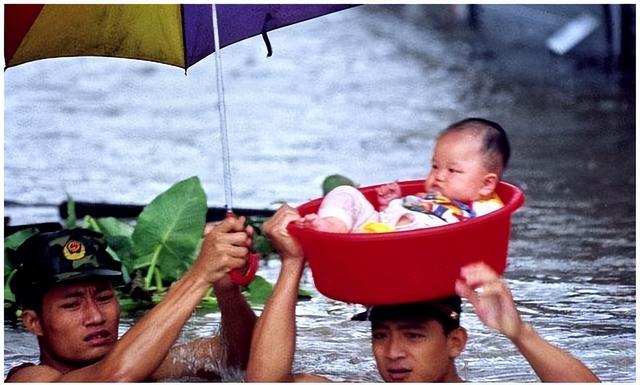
385 335 406 359
84 299 106 326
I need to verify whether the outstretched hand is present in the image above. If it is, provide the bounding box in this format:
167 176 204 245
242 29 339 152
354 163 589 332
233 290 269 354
455 262 523 340
456 262 601 383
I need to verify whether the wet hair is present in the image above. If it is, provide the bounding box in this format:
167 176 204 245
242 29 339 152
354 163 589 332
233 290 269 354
441 118 511 176
353 296 462 336
19 287 47 314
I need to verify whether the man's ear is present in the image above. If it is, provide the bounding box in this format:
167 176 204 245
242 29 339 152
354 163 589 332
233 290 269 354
21 310 44 337
479 173 499 197
447 327 468 358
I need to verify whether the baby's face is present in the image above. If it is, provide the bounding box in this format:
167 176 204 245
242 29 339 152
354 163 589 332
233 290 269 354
424 130 492 202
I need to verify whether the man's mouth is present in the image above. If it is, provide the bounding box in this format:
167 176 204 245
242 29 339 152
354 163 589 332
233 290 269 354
84 330 113 346
386 367 412 381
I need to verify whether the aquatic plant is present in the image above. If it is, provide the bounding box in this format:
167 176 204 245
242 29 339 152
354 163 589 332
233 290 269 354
322 174 356 195
4 228 39 308
3 176 310 318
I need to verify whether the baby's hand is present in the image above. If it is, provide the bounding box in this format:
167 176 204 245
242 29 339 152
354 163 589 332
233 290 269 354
376 182 402 209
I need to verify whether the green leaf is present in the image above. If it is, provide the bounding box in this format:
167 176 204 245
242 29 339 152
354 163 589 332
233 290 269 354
87 216 134 239
322 174 355 195
4 278 15 303
4 228 39 277
83 215 132 285
117 296 154 314
66 194 76 229
84 216 134 268
4 228 39 252
4 229 40 305
297 287 313 299
254 235 274 255
243 275 313 304
4 260 14 284
245 275 274 304
131 177 207 287
198 296 220 311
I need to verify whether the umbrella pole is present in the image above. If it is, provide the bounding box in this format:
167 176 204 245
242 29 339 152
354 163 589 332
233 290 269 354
211 4 233 214
211 5 259 288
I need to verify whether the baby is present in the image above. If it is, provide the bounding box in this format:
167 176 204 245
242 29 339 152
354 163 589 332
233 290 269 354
301 118 511 233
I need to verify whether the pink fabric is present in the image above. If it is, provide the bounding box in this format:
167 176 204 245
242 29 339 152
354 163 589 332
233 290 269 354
318 185 504 233
317 186 378 231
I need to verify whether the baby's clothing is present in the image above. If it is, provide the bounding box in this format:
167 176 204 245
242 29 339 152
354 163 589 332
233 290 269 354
401 192 503 223
317 185 503 233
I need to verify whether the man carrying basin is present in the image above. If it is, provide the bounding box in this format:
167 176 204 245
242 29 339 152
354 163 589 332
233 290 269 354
5 216 257 382
246 205 600 382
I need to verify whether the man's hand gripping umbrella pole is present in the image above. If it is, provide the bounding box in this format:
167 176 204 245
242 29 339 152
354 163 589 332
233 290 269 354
225 210 259 286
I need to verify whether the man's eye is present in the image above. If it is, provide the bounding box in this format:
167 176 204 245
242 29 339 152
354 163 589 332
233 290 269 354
61 302 80 309
372 332 387 340
96 293 115 303
405 332 425 339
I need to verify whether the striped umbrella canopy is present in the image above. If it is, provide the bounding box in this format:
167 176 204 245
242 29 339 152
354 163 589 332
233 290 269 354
5 3 354 71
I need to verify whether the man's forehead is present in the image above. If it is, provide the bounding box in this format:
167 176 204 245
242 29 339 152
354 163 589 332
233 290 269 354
371 319 433 330
52 279 114 295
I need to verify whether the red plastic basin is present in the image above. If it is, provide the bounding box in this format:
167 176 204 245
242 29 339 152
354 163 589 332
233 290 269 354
288 180 525 305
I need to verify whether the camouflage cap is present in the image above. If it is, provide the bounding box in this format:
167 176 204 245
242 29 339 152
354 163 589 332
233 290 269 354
10 228 124 306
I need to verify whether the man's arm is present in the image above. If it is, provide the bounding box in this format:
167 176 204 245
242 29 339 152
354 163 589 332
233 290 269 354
213 274 258 370
149 218 258 380
245 205 330 383
150 279 257 381
9 217 250 382
455 262 600 383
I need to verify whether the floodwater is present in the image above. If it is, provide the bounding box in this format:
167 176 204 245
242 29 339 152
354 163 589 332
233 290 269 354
3 5 635 382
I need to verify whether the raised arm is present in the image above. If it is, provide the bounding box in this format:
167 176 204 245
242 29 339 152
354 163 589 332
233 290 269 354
150 216 257 380
102 216 250 382
455 262 600 383
8 217 251 383
245 205 328 383
212 269 258 370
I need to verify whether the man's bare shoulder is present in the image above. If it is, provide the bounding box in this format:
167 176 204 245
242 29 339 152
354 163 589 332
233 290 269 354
6 363 62 382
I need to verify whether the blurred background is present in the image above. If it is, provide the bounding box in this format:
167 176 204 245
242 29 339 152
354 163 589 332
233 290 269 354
4 4 635 382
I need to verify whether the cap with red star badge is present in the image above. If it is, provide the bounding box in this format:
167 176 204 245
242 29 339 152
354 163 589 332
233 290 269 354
9 228 124 307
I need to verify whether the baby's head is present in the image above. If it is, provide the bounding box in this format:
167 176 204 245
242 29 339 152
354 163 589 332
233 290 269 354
425 118 510 202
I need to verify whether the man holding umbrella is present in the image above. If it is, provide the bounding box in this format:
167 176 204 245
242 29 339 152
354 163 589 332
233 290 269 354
5 216 256 382
247 205 600 382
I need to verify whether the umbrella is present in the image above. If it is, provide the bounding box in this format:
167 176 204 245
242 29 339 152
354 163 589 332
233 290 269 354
5 3 356 284
5 4 354 71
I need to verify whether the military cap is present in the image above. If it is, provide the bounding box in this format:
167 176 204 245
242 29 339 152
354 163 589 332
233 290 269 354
10 228 124 306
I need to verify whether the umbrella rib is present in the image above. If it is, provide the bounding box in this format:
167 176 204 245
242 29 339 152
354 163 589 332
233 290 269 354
261 12 274 57
179 4 188 74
